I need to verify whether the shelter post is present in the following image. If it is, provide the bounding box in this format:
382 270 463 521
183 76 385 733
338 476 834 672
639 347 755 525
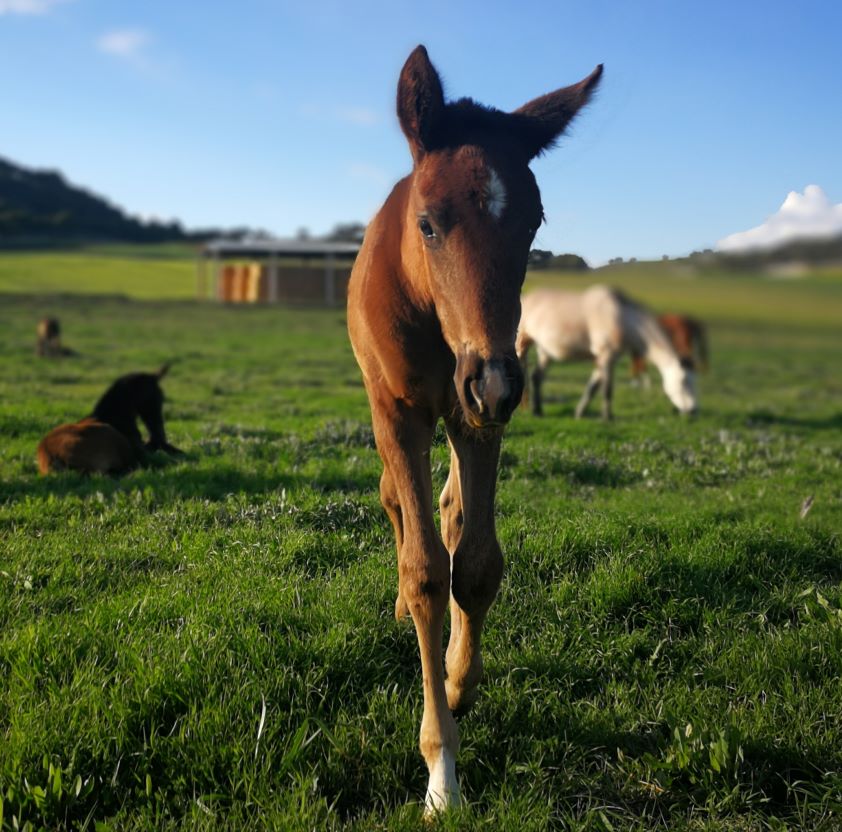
196 253 208 300
325 253 336 307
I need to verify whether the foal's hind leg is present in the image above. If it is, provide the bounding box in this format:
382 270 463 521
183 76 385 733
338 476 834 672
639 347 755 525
381 468 409 619
439 444 467 695
440 443 463 554
442 424 504 713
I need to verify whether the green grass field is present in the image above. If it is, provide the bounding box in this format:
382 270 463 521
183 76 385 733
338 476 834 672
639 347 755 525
0 245 199 300
1 255 841 830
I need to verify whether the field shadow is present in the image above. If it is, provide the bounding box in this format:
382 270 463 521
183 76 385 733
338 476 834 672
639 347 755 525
209 424 286 440
745 409 842 431
0 463 380 503
480 706 836 818
134 465 302 499
0 413 58 438
499 524 842 690
315 650 837 825
588 528 839 629
562 457 638 487
503 450 639 487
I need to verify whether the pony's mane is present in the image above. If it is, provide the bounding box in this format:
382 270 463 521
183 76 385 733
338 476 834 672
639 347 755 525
611 286 645 312
614 289 679 361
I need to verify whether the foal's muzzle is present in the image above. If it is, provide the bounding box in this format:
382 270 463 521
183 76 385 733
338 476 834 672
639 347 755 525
455 351 524 428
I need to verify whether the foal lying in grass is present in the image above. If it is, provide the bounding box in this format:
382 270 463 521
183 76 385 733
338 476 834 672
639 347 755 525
38 363 183 475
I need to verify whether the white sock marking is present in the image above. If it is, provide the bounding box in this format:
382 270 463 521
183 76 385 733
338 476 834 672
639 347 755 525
424 748 460 814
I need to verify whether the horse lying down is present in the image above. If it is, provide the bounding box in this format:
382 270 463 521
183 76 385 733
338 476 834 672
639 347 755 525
37 364 183 475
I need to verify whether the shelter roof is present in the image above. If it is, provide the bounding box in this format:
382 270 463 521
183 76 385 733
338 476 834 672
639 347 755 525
202 238 360 259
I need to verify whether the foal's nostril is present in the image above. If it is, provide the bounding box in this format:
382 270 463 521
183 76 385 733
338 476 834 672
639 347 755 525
455 353 522 425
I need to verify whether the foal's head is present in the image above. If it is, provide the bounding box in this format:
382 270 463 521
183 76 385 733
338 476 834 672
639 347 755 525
92 364 172 448
397 46 601 429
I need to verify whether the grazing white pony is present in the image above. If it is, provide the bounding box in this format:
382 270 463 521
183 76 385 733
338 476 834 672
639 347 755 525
516 285 698 419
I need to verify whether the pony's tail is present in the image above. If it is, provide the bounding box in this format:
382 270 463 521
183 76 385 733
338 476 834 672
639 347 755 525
693 321 710 372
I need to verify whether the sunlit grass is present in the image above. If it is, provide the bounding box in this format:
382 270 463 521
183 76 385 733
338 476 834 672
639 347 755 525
0 245 198 300
1 265 841 829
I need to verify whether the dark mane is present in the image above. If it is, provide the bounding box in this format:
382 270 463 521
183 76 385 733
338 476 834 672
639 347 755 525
428 98 554 156
611 286 647 313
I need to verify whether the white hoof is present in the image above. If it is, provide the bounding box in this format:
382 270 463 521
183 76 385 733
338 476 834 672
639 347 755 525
423 750 461 816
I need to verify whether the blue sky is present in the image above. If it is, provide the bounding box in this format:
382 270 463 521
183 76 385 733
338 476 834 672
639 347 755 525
1 0 840 264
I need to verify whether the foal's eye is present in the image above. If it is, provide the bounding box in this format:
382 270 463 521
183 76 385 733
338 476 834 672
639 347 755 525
418 218 436 239
526 211 544 238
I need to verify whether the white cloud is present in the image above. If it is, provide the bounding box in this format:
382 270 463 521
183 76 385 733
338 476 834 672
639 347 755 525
0 0 69 14
97 28 149 61
717 185 842 253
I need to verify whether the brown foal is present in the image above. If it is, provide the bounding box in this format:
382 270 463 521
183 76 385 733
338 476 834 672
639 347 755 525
347 45 602 812
37 364 182 475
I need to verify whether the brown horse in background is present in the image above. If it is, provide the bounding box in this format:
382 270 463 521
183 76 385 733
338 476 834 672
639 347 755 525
38 364 182 475
631 313 709 381
347 45 602 813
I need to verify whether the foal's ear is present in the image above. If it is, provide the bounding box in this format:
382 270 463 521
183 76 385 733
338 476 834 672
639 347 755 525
397 45 445 162
513 64 603 159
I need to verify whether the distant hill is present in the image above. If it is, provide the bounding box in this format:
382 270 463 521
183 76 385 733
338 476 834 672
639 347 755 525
599 234 842 274
0 156 267 248
527 249 590 271
0 156 194 246
713 234 842 269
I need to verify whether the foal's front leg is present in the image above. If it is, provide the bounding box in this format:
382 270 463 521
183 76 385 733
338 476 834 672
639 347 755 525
371 401 460 813
441 424 504 713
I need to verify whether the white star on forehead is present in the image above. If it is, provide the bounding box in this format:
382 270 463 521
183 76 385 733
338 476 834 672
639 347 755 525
485 167 507 220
